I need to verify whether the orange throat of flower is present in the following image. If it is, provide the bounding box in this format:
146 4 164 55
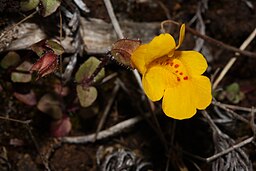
148 56 189 87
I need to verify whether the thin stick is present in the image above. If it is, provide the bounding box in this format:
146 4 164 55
0 10 38 40
103 0 167 150
213 28 256 89
212 101 249 124
103 0 124 39
220 103 256 113
102 0 143 89
94 82 120 140
212 57 237 90
26 125 52 171
205 136 254 162
0 116 31 124
62 115 144 143
59 9 63 75
160 20 256 58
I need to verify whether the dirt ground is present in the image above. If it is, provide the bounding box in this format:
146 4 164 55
0 0 256 171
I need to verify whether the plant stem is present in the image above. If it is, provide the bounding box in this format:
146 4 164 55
81 53 110 86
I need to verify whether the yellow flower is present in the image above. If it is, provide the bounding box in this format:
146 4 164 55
131 24 212 120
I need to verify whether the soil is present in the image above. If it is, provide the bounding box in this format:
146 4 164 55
0 0 256 171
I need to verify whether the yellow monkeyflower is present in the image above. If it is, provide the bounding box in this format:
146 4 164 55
131 24 212 120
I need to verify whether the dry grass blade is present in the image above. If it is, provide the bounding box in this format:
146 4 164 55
213 28 256 89
62 115 144 144
94 82 120 140
202 111 253 171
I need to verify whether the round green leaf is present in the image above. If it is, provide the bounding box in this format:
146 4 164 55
11 61 32 83
41 0 61 17
37 94 63 120
1 51 20 69
45 40 64 55
20 0 39 11
75 56 105 83
76 85 97 107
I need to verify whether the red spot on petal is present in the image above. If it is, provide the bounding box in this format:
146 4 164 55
177 77 181 81
170 62 173 66
174 64 179 68
184 76 188 80
175 70 179 73
179 72 183 75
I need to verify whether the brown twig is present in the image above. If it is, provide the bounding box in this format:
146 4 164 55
103 0 168 150
205 136 254 163
212 101 249 124
62 115 144 143
213 28 256 89
219 103 256 113
59 9 63 75
201 110 253 167
94 82 120 140
0 116 31 124
0 115 52 171
160 20 256 58
0 10 38 40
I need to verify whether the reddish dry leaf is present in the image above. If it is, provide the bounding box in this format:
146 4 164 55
30 52 58 78
37 93 63 120
53 79 69 96
10 138 25 146
13 90 37 106
50 115 72 137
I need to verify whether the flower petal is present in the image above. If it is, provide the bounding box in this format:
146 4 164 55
162 81 196 119
176 51 208 75
191 76 212 109
142 65 174 101
145 34 176 65
131 44 148 74
176 24 185 49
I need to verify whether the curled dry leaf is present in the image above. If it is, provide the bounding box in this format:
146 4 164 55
11 61 32 83
30 52 58 78
111 39 141 68
13 90 37 106
10 138 25 146
50 115 72 137
53 79 69 96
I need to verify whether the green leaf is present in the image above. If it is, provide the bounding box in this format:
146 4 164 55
226 83 239 94
1 51 20 69
31 40 47 57
37 94 63 120
75 56 105 83
76 85 97 107
225 82 244 104
45 40 64 55
11 61 32 83
41 0 61 17
20 0 39 11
